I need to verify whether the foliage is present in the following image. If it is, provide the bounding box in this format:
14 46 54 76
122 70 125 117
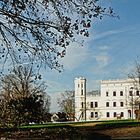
0 65 50 127
8 95 44 126
0 0 116 72
57 112 67 122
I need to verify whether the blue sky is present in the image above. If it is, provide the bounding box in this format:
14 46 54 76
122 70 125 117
43 0 140 111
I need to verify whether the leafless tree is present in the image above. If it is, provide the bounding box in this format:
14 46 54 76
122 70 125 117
128 60 140 119
57 90 75 120
0 0 116 72
0 65 51 126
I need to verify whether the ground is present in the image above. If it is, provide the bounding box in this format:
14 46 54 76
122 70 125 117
99 127 140 138
0 121 140 139
73 121 140 139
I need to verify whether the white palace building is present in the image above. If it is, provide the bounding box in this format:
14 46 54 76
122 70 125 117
74 77 140 121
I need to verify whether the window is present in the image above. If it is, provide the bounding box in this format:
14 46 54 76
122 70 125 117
129 91 133 96
113 102 116 107
114 112 117 117
120 102 124 107
95 112 98 118
113 91 116 96
120 91 123 96
81 112 84 118
106 91 109 96
90 102 93 108
78 84 80 88
81 83 83 88
81 102 84 108
81 89 83 95
136 91 139 96
106 102 109 107
95 102 98 107
91 112 94 118
121 112 124 117
106 112 110 117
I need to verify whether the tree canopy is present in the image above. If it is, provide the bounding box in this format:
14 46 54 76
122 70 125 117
0 65 50 127
0 0 116 72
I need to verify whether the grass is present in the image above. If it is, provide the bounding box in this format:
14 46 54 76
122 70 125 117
95 120 140 129
0 120 139 139
19 119 140 130
0 119 138 131
20 123 71 129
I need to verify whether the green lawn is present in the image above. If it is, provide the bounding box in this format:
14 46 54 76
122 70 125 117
0 120 139 139
19 119 140 130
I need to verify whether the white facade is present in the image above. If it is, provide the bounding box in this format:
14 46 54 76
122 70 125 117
75 77 140 121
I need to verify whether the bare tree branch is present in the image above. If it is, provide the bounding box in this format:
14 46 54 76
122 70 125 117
0 0 116 72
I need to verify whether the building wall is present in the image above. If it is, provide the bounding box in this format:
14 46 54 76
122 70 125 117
75 77 140 121
74 77 86 121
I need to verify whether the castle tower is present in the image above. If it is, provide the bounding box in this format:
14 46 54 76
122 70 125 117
74 77 87 121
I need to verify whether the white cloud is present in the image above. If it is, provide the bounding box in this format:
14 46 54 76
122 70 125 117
93 29 128 41
95 52 111 68
61 42 89 70
90 49 111 76
98 45 110 51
